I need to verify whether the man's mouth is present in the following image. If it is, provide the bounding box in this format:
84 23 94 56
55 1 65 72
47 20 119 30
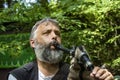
49 40 59 50
50 45 56 50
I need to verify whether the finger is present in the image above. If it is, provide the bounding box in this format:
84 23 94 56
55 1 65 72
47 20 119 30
92 67 100 74
90 67 100 77
105 74 114 80
95 69 106 78
99 70 111 79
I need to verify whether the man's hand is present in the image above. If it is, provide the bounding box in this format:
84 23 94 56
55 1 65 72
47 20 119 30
90 67 114 80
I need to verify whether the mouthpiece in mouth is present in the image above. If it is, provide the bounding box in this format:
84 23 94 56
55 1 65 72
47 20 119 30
50 40 60 50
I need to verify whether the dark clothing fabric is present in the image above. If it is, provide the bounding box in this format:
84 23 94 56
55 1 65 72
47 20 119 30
8 61 69 80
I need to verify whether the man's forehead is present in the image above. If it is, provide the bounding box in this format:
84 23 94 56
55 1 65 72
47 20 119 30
37 21 60 30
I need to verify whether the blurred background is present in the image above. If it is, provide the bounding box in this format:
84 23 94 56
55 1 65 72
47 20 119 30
0 0 120 80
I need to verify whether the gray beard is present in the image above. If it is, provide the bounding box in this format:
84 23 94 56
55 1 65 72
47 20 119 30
34 42 63 64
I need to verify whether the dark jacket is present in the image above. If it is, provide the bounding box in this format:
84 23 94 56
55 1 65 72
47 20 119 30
8 61 70 80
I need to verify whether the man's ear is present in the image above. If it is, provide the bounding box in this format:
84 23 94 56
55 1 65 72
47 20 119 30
30 39 35 48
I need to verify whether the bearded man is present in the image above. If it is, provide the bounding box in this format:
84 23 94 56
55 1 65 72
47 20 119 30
7 18 114 80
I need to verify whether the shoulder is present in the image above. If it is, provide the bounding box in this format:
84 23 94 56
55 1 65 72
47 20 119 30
8 61 37 79
10 61 36 73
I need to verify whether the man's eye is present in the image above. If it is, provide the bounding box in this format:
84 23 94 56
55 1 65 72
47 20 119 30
43 31 50 34
55 32 60 36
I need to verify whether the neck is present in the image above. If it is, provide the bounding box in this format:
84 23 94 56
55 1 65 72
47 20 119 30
37 60 59 77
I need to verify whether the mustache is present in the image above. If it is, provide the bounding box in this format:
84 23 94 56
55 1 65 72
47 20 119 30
35 40 61 50
48 40 60 49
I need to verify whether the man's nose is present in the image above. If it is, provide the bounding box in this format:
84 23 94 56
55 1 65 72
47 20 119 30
51 31 57 40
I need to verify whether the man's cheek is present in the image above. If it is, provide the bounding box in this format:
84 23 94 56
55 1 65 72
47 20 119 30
44 39 51 45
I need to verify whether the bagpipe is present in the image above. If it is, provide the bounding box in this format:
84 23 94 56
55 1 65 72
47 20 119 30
53 42 94 72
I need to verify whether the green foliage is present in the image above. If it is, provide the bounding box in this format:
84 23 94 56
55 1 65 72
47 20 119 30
0 33 35 68
0 0 120 75
57 0 120 63
54 0 120 75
